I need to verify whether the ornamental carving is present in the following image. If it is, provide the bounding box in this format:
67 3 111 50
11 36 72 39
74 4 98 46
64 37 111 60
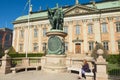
65 7 89 16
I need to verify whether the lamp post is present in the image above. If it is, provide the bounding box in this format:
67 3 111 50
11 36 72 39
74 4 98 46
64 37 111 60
25 0 31 58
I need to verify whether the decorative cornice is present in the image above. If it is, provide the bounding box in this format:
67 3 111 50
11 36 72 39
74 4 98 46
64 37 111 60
72 39 84 43
72 37 84 42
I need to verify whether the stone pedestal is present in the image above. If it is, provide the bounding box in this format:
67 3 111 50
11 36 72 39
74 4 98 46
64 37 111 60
22 58 30 66
43 55 67 73
42 30 67 73
0 50 11 74
96 49 108 80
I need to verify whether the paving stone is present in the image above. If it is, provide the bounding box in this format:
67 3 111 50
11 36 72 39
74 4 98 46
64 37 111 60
0 71 79 80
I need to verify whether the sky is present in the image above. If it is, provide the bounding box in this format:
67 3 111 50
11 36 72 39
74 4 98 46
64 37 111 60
0 0 102 30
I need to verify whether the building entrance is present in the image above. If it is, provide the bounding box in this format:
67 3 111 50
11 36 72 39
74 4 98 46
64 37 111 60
75 43 81 54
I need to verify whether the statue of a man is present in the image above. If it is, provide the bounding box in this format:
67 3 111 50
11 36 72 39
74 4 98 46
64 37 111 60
48 6 64 30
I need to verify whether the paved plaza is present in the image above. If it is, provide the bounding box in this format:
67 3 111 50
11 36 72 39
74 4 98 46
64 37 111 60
0 71 79 80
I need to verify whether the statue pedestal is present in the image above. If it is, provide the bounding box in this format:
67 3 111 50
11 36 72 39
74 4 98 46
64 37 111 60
42 30 67 73
43 55 67 73
0 53 11 74
96 49 108 80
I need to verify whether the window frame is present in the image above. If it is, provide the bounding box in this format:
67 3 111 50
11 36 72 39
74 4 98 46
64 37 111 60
88 24 93 34
19 44 23 52
103 41 109 50
43 28 47 37
65 42 68 52
20 30 24 38
101 23 108 33
33 43 38 52
34 28 38 38
116 22 120 32
63 26 68 33
88 42 94 51
76 25 80 35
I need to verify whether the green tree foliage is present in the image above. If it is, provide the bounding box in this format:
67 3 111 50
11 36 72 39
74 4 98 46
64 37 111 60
91 42 108 60
8 46 16 54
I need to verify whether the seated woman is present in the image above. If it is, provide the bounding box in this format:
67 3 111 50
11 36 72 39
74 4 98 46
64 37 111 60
79 59 91 79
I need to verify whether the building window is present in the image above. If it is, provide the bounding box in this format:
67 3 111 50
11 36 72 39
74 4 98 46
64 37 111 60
118 41 120 50
76 25 80 35
34 29 38 38
19 44 23 52
33 43 38 52
42 43 46 51
43 28 47 37
65 42 68 52
64 26 68 33
103 42 109 50
88 42 94 51
0 34 3 40
5 34 10 41
20 30 24 38
88 24 93 34
116 22 120 32
102 23 107 33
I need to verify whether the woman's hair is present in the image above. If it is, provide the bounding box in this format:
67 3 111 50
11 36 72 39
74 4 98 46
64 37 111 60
83 59 88 64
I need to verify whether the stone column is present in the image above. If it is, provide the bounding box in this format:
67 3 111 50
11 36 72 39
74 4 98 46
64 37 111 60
16 28 20 52
82 20 88 53
93 18 101 43
12 28 16 48
0 50 11 74
68 24 73 53
38 25 42 52
96 49 108 80
28 26 33 52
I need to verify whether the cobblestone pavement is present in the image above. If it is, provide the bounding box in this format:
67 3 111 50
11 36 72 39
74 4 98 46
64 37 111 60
0 71 79 80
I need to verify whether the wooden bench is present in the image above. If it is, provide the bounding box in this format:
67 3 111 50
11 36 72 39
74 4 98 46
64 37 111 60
10 66 41 73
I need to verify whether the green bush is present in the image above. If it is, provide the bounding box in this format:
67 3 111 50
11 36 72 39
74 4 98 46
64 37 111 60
107 54 120 64
9 53 44 58
107 55 120 76
118 53 120 66
91 42 108 60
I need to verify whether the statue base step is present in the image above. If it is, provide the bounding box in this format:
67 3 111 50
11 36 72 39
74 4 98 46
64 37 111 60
42 55 67 73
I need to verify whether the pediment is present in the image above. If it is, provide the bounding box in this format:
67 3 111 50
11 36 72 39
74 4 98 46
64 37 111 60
64 4 98 16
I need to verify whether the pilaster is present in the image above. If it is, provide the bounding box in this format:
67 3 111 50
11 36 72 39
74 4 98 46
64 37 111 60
38 25 42 52
68 23 73 52
108 17 116 54
82 19 88 53
93 18 101 43
28 25 33 52
16 28 20 52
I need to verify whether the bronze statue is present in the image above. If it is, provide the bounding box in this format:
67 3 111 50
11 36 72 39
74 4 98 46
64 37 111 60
48 6 64 30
